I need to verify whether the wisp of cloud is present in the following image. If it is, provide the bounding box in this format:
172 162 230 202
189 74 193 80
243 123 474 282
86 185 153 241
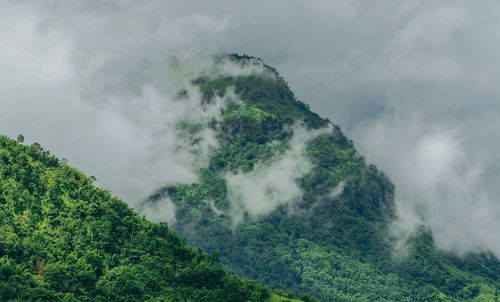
1 0 499 258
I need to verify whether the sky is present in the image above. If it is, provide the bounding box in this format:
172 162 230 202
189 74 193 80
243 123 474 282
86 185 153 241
0 0 499 258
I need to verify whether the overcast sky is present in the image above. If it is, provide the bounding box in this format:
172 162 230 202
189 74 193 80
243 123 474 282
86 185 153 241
1 0 499 258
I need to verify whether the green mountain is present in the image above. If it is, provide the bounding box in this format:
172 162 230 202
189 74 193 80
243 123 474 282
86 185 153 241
2 54 498 302
145 54 500 302
0 135 292 301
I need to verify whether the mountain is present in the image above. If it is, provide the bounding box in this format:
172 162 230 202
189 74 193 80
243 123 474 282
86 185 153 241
3 53 498 302
0 135 302 301
144 54 500 302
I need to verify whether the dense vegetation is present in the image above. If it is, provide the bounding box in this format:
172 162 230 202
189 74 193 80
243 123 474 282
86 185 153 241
148 55 500 301
3 54 498 302
0 135 277 301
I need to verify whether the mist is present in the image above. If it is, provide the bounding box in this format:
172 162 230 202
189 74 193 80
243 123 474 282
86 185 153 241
354 108 500 256
225 124 329 226
1 0 499 258
0 2 262 213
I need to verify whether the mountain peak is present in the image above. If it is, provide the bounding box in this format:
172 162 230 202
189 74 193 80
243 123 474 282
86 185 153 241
144 57 499 301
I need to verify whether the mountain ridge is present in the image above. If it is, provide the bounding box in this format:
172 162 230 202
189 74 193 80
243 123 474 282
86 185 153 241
1 54 498 302
146 54 499 302
0 134 305 301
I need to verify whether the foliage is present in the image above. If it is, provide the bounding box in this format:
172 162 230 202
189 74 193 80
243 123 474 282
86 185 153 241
159 57 500 302
0 135 272 301
193 64 327 129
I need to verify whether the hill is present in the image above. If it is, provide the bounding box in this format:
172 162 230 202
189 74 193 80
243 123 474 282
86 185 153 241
145 54 500 301
0 135 281 301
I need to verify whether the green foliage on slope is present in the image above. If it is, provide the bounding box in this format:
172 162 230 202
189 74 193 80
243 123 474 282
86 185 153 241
0 136 273 301
194 56 326 130
151 56 500 302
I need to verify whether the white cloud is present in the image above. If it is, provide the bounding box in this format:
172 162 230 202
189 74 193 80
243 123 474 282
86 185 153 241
354 108 500 257
380 5 468 82
140 197 177 225
1 0 499 257
225 124 328 225
0 3 255 213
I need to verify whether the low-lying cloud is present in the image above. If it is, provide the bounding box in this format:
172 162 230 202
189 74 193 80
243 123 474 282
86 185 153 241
354 108 500 256
1 0 499 258
225 124 328 225
0 2 263 213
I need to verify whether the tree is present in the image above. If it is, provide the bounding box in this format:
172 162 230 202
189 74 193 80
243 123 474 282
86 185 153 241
17 134 24 143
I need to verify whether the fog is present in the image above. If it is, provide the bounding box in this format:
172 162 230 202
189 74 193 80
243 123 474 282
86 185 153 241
225 124 329 226
1 0 499 257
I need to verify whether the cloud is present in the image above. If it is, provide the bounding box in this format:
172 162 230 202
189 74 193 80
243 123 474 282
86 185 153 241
1 0 499 257
140 197 177 225
0 2 255 213
225 124 328 226
354 107 500 257
307 181 345 216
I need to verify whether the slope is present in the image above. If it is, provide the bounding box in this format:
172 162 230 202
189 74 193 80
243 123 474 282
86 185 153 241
145 54 500 302
0 135 277 302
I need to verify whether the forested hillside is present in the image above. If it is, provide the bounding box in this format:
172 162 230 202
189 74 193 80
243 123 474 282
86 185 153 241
145 54 500 302
0 135 277 301
2 53 498 302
